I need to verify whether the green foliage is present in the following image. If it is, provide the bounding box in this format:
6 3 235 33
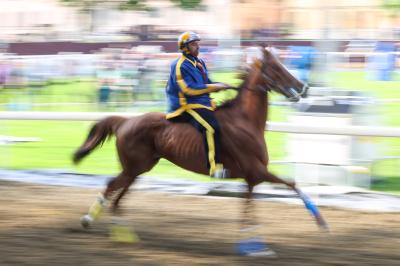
372 176 400 194
119 0 152 11
382 0 400 16
60 0 103 10
383 0 400 9
59 0 203 11
170 0 203 9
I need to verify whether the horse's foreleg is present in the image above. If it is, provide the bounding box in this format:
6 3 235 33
293 186 329 232
240 186 262 242
237 184 276 256
263 171 295 189
263 171 329 232
241 185 257 229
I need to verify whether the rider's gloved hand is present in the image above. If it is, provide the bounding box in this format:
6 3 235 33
213 83 232 91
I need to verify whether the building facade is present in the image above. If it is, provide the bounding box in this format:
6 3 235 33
0 0 398 41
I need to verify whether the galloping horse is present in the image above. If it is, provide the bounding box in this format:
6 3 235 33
74 47 327 247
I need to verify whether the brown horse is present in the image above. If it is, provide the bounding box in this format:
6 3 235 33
74 47 327 246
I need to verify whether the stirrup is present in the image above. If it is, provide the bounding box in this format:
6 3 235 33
212 166 229 179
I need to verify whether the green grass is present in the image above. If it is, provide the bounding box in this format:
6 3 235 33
0 71 399 191
0 120 289 182
323 71 400 191
371 176 400 195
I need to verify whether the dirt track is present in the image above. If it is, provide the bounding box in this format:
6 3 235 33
0 180 399 266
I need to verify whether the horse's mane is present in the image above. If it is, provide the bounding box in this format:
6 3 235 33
215 71 248 111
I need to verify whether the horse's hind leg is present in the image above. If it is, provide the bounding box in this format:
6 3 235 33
105 172 140 243
104 171 135 210
80 171 133 228
106 157 160 243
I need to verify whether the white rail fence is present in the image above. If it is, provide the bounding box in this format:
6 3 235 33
1 111 399 190
1 111 400 137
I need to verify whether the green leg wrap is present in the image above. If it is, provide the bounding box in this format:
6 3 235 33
87 194 108 221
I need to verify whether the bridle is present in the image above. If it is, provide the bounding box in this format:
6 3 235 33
286 83 308 102
251 55 307 102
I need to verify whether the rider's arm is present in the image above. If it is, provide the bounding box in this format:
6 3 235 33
176 62 218 96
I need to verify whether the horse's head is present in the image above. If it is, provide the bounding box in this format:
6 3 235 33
255 47 308 102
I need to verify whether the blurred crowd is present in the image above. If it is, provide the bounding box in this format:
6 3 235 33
0 41 399 104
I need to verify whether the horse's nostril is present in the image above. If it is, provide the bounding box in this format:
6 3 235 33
302 86 309 98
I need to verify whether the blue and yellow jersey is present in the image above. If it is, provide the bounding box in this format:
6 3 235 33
165 54 218 119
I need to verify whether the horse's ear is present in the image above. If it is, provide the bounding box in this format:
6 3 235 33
261 43 275 57
258 43 266 52
264 45 274 56
257 43 268 58
260 42 272 49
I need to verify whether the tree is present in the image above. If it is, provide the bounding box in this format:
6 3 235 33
170 0 202 9
122 0 203 10
382 0 400 17
60 0 204 32
61 1 152 32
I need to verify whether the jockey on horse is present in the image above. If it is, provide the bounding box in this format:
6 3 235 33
165 31 232 178
76 40 328 249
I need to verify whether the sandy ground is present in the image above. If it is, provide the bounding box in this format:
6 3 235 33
0 180 399 266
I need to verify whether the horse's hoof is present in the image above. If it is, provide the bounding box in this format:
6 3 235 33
80 214 93 229
236 238 277 257
246 248 277 257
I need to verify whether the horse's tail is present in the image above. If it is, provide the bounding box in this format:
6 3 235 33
73 116 127 164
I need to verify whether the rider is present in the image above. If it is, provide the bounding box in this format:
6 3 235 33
165 31 231 178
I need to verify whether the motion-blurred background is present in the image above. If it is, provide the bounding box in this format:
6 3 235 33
0 0 399 193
